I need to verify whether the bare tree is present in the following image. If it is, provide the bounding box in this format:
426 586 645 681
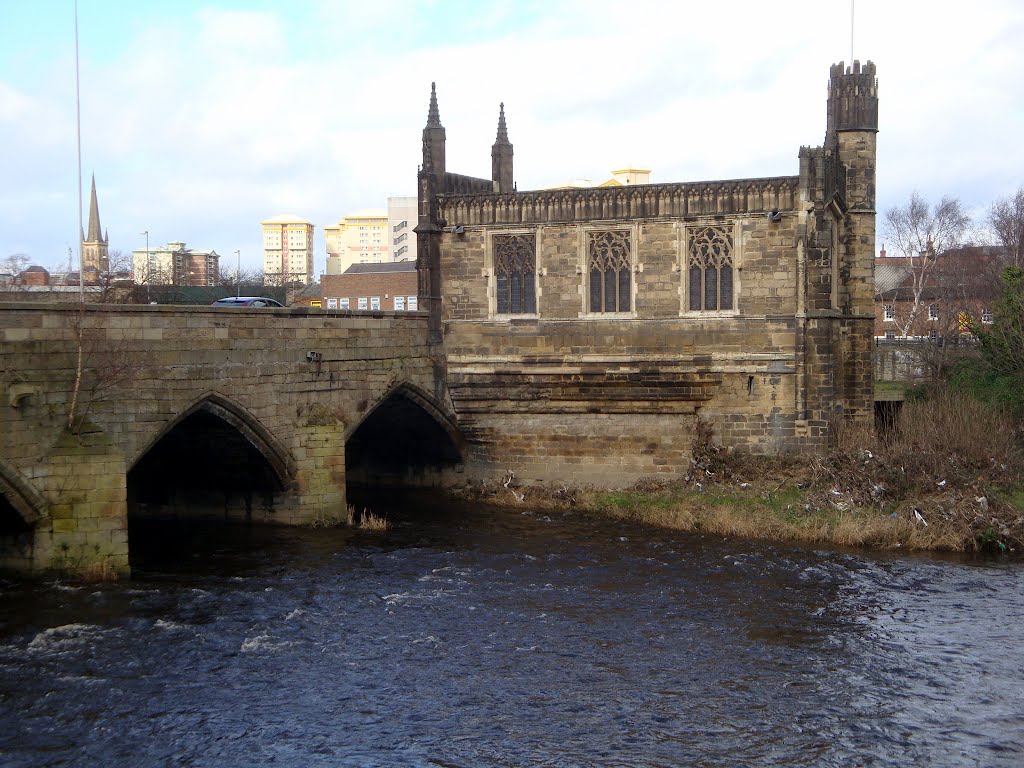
217 266 264 295
881 192 971 337
93 250 139 304
989 186 1024 269
1 253 31 276
66 305 152 431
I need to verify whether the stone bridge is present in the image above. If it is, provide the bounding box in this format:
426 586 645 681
0 303 461 576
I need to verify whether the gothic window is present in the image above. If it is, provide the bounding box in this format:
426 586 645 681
494 234 536 314
588 230 631 313
687 226 734 311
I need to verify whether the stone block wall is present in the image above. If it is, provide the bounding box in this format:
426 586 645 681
434 171 873 483
0 303 442 575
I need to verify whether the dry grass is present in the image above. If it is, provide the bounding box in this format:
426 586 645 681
512 391 1023 553
357 509 391 531
585 484 968 551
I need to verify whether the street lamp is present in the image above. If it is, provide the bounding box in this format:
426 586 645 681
234 250 241 297
140 230 150 303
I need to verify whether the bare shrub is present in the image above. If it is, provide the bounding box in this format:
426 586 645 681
890 388 1019 479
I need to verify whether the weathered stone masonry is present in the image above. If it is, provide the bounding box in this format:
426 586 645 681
417 61 878 485
0 304 447 575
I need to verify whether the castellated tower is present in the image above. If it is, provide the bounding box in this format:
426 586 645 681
827 60 878 318
827 60 878 215
801 60 879 429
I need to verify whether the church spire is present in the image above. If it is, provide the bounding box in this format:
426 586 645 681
495 102 509 143
86 174 104 244
80 173 109 278
426 82 441 128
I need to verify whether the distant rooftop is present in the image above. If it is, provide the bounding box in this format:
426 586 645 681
544 168 652 190
342 261 416 275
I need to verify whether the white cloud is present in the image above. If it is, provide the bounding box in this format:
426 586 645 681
2 0 1022 270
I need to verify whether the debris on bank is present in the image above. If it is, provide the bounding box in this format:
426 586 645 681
453 441 1023 554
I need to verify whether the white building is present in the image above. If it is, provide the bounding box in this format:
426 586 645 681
324 210 387 275
387 196 418 264
324 196 418 275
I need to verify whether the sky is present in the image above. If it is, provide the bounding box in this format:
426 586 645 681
1 0 1022 275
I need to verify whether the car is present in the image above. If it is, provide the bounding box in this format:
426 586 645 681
211 297 285 308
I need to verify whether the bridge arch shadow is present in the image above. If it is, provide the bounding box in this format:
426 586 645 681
0 462 47 570
127 393 294 525
345 382 464 496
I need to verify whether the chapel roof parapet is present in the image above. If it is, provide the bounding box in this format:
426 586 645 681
438 175 801 226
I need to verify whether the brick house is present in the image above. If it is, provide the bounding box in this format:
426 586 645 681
320 261 418 311
874 246 1003 340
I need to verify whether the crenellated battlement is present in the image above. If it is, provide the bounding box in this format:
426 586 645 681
827 59 879 136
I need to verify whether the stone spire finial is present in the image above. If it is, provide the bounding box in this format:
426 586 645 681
495 102 509 143
86 174 104 243
426 82 441 128
491 102 514 193
422 82 446 189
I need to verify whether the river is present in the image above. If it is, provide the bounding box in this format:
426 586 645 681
1 494 1022 767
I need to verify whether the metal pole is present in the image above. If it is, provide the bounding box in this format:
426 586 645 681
235 250 240 297
74 0 84 303
851 0 855 64
141 230 150 303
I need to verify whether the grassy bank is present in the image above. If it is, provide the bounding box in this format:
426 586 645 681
466 390 1024 554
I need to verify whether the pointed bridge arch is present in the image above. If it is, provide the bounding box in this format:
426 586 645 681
0 461 48 528
345 381 465 484
131 392 295 490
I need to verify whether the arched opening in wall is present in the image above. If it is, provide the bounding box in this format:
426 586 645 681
0 468 43 573
0 494 34 572
127 407 287 527
345 385 464 507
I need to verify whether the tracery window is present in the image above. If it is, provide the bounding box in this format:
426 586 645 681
687 226 734 311
493 234 536 314
588 230 631 313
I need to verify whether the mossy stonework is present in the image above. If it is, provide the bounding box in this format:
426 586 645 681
0 305 449 577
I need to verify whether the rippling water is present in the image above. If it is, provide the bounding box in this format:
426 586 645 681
1 495 1022 767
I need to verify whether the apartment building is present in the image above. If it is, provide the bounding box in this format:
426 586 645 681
262 214 315 285
324 210 388 275
131 241 219 286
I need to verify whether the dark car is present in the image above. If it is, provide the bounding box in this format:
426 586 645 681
211 297 285 308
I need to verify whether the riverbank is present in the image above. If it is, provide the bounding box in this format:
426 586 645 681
457 393 1024 554
461 457 1022 554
